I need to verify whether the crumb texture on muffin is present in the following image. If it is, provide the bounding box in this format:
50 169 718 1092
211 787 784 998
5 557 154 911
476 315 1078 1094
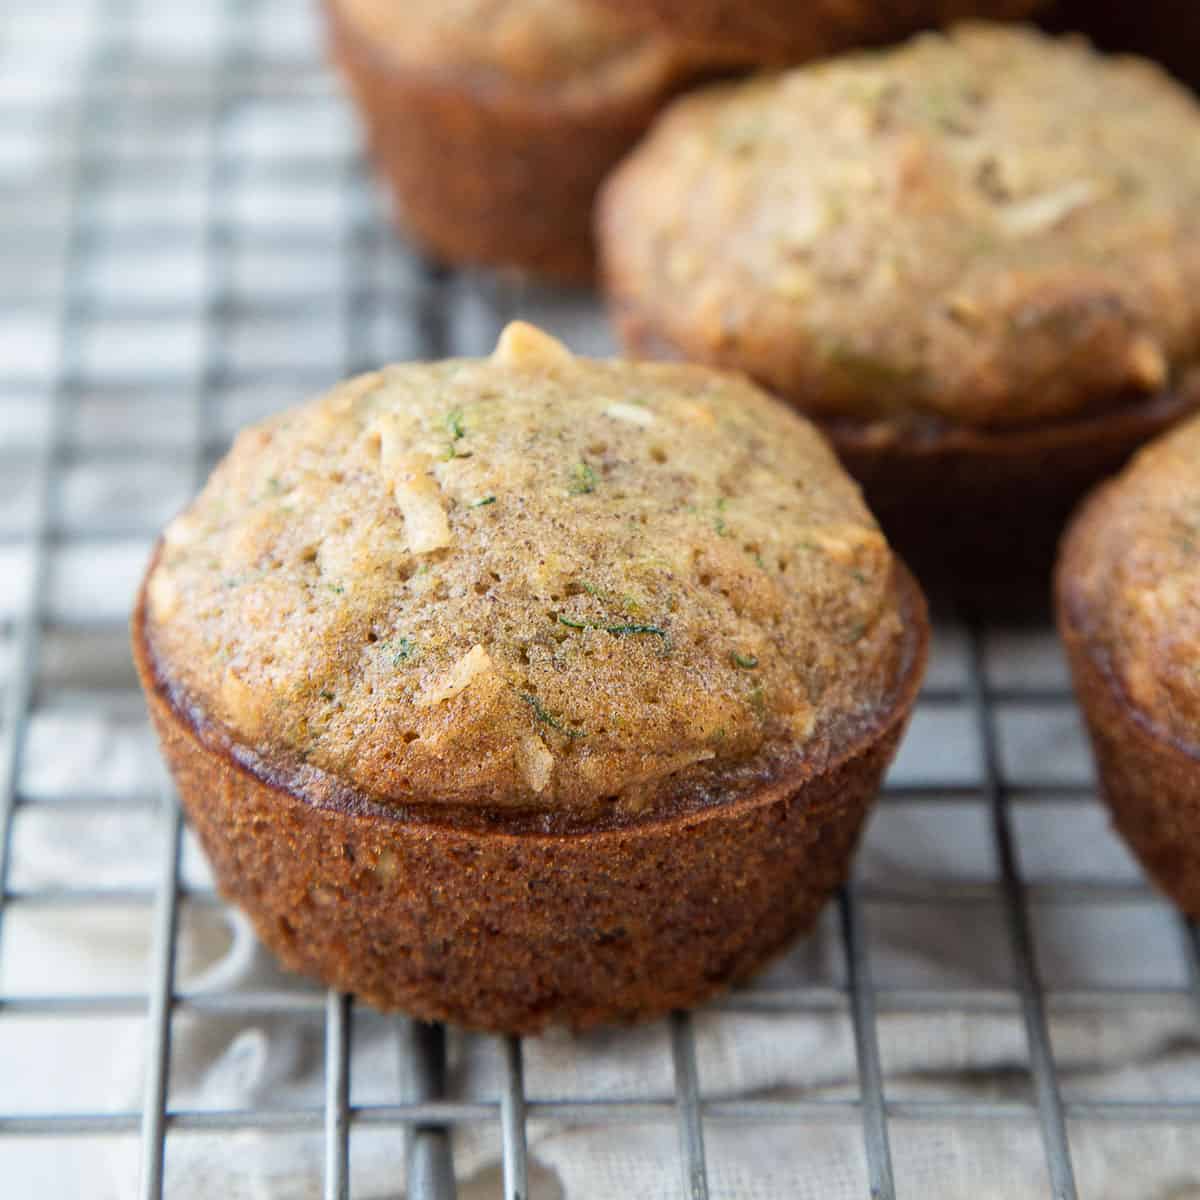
145 323 906 815
1062 414 1200 750
333 0 708 100
600 24 1200 430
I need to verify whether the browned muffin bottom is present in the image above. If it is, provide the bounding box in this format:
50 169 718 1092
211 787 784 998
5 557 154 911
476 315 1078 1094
600 25 1200 596
326 0 738 282
1057 415 1200 916
587 0 1046 63
136 323 929 1030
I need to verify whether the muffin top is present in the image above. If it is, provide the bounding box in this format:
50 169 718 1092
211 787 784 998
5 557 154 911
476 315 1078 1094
600 24 1200 432
335 0 717 103
1063 414 1200 751
143 323 911 819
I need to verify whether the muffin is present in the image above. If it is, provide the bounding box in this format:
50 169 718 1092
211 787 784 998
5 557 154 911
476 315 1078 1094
1057 415 1200 917
133 321 928 1033
599 25 1200 592
1044 1 1200 93
325 0 737 282
585 0 1046 64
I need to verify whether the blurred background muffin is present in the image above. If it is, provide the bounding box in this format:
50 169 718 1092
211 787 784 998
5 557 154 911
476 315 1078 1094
599 24 1200 602
325 0 739 282
1057 414 1200 917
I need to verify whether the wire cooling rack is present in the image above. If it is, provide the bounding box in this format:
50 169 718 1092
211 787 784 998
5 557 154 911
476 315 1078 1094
2 2 1199 1198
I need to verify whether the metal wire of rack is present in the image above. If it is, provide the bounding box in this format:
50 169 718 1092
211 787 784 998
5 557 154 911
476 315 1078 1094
2 2 1199 1198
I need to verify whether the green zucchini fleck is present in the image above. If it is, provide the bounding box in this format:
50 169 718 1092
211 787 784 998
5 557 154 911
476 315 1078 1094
520 692 586 738
712 496 732 537
604 623 669 641
568 461 597 495
390 637 417 665
557 614 669 644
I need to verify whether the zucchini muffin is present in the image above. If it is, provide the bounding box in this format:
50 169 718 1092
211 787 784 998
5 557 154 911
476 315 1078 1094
326 0 736 282
586 0 1045 64
599 25 1200 590
134 322 928 1032
1057 415 1200 917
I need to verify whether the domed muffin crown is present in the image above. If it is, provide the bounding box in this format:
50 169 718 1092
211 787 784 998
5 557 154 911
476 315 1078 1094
145 323 906 814
601 25 1200 430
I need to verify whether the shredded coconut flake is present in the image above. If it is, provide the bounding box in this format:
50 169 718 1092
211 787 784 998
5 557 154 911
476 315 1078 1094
803 523 887 564
395 470 452 554
147 571 180 622
605 401 656 428
415 644 494 708
163 513 201 548
492 321 573 367
220 668 262 735
998 180 1100 236
516 734 554 793
372 417 452 555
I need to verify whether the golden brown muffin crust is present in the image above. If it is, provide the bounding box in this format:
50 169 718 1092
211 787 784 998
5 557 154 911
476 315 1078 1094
600 24 1200 432
145 323 906 818
1060 414 1200 751
333 0 715 102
